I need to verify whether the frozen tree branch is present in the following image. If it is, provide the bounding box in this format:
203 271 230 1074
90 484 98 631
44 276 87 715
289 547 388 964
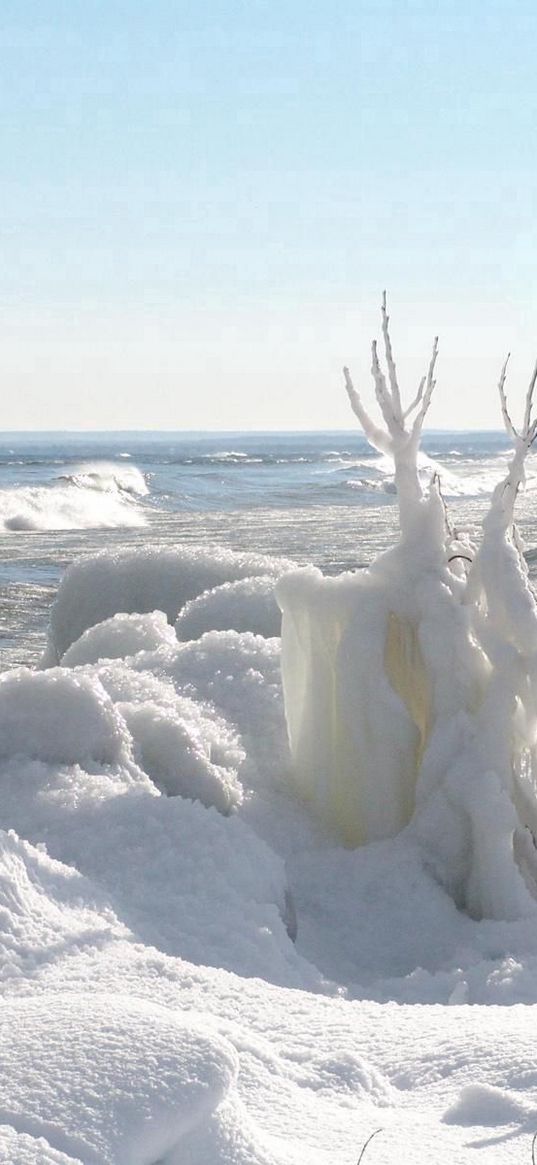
381 290 403 423
343 297 440 530
496 355 537 527
410 337 439 442
498 355 517 441
343 297 439 457
403 375 426 420
343 367 392 455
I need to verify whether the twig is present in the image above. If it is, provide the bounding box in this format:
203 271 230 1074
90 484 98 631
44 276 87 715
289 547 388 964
357 1128 383 1164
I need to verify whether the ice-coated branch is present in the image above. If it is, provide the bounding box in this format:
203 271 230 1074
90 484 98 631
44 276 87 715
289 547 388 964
409 336 439 443
343 366 392 455
403 375 425 420
371 339 402 433
344 299 440 533
524 358 537 434
343 297 439 458
381 290 403 423
498 355 517 441
495 356 537 528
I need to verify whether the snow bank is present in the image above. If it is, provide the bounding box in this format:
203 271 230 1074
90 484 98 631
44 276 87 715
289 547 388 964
176 575 281 641
0 993 238 1165
43 545 292 664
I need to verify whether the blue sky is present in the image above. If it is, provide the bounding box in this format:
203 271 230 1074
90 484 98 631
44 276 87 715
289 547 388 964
2 0 537 429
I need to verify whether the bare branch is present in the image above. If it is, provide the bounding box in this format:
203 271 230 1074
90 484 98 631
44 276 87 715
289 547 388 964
381 290 403 423
356 1129 383 1165
343 367 392 455
498 354 518 441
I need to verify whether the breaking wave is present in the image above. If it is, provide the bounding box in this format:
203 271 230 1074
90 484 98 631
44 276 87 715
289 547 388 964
0 461 149 532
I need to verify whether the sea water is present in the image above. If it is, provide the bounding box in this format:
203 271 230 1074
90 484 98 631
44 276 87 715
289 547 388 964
2 428 537 668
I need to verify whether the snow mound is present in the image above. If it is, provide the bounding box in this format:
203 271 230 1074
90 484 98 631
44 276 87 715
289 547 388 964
43 545 292 664
0 1126 83 1165
0 993 238 1165
0 669 135 769
0 829 126 980
176 575 281 641
136 630 289 786
62 610 178 666
119 697 243 812
443 1083 530 1126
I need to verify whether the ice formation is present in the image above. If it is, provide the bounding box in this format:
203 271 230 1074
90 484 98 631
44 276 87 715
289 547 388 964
277 296 537 920
6 504 537 1159
42 545 291 664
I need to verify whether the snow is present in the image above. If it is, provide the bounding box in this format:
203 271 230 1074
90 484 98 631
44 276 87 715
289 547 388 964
0 593 535 1165
0 993 237 1165
62 611 178 667
42 545 292 664
5 458 537 1155
176 575 281 641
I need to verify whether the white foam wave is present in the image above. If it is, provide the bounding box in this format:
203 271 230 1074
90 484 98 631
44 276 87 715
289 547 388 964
59 461 148 497
0 461 148 532
342 453 516 499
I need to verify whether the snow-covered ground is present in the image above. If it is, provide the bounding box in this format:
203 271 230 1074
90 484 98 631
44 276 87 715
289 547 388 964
1 542 537 1164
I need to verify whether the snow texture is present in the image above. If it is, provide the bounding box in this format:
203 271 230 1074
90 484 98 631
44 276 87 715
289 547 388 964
43 545 292 664
176 575 281 641
5 346 537 1161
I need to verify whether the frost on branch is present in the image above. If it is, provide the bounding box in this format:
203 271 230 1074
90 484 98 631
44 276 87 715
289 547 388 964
277 299 537 920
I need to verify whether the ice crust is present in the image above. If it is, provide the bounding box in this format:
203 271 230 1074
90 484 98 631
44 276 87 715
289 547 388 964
4 541 537 1163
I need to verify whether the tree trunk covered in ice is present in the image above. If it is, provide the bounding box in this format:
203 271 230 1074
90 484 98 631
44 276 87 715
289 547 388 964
277 299 537 920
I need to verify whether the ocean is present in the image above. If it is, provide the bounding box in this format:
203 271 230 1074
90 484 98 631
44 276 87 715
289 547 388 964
2 428 537 669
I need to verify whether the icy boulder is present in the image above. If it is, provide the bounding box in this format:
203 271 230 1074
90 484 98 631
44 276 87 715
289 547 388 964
43 545 292 665
62 610 178 666
176 575 281 641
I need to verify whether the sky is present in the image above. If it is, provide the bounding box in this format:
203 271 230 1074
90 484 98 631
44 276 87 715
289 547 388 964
2 0 537 430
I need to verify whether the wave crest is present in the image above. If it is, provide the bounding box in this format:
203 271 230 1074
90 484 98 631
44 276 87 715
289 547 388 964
0 461 148 532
